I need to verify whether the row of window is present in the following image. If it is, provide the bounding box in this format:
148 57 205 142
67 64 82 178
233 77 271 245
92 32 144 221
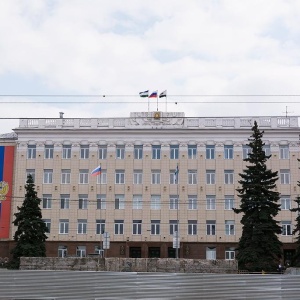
28 168 293 185
57 245 236 260
41 194 293 210
27 144 290 160
44 219 293 236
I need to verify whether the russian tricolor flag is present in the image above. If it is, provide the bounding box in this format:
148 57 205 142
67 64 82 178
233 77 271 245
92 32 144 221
91 165 101 176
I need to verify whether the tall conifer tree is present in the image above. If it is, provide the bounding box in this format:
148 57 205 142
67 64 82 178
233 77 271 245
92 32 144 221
10 174 48 269
234 121 282 272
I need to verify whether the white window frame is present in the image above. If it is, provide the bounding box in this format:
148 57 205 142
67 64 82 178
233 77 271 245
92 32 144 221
80 145 89 159
79 170 89 184
133 170 143 184
206 170 215 185
59 220 69 234
133 220 142 235
26 169 35 182
225 220 235 235
115 194 125 209
170 170 176 184
206 145 215 159
169 196 178 210
224 170 234 184
78 195 88 209
281 196 291 210
151 195 161 210
133 195 142 209
225 248 235 260
116 146 125 159
263 145 271 156
97 195 106 209
43 219 51 233
98 146 107 159
188 170 197 185
188 220 197 235
188 145 197 159
44 145 54 159
42 194 52 209
206 221 216 235
224 145 234 159
151 220 160 235
151 171 161 184
242 145 251 159
188 195 197 210
114 220 124 235
152 145 161 159
76 246 86 257
77 219 87 234
96 219 105 234
280 145 289 159
282 221 292 236
27 145 36 159
280 169 290 184
62 145 71 159
60 194 70 209
115 170 125 184
206 247 216 260
97 170 107 184
225 196 234 210
169 220 178 235
134 145 143 159
43 169 53 184
170 145 179 159
61 169 71 184
58 246 67 257
206 196 216 210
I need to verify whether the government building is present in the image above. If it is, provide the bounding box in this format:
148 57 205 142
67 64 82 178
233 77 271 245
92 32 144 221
1 111 299 264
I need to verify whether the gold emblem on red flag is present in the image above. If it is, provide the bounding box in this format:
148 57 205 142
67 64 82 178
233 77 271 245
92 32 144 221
0 181 9 201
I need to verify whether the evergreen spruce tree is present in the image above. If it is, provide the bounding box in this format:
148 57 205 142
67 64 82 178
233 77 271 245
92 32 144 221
10 174 48 269
234 121 282 272
290 175 300 266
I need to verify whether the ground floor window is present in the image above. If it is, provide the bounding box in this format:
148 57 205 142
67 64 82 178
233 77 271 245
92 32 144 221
225 247 235 260
206 247 216 260
76 246 86 257
58 246 67 257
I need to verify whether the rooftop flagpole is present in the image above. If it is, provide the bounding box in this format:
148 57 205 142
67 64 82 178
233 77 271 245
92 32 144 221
159 90 167 112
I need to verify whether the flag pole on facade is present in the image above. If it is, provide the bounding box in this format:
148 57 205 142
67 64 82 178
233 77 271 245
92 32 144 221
139 90 149 113
149 91 158 111
175 164 179 259
159 90 167 112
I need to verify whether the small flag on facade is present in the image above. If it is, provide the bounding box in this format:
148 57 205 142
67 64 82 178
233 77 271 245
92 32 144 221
91 166 101 176
159 90 167 98
175 165 179 183
139 90 149 97
149 91 158 98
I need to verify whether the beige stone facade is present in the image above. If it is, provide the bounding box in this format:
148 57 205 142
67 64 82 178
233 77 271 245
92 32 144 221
10 112 300 261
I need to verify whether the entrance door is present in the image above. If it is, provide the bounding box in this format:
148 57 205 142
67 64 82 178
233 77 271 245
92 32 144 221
130 247 142 258
148 247 160 258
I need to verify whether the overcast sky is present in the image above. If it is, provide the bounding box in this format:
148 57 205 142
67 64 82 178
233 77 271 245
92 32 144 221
1 0 300 133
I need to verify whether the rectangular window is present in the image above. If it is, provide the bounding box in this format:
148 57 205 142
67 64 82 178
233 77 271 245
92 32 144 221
61 169 71 184
206 220 216 235
206 195 216 210
76 246 86 257
60 194 70 209
77 219 87 234
97 170 107 184
188 170 197 185
42 194 52 209
133 220 142 235
27 145 36 159
282 221 292 236
151 220 160 235
62 145 71 159
206 145 215 159
44 145 54 159
188 195 197 210
225 220 235 235
206 247 216 260
188 145 197 159
58 246 67 257
59 219 69 234
98 146 107 159
79 169 89 184
116 146 125 159
169 196 178 210
96 219 105 234
188 220 197 235
281 196 291 210
263 145 271 156
170 145 179 159
151 170 161 184
225 195 234 210
115 170 125 184
151 195 161 210
133 170 143 184
80 145 89 159
43 219 51 233
134 145 143 159
206 170 215 185
26 169 35 182
133 195 142 209
224 170 234 184
280 169 290 184
114 219 124 235
78 194 88 209
169 220 178 235
224 145 234 159
152 145 161 159
225 248 235 260
115 194 125 209
170 170 177 184
97 194 106 209
43 169 53 184
280 145 289 159
242 145 251 159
